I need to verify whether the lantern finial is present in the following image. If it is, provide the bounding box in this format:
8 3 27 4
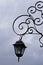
18 57 20 62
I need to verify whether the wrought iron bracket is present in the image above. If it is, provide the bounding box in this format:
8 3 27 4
12 1 43 47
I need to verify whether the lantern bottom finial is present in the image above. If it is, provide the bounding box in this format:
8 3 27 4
18 57 20 62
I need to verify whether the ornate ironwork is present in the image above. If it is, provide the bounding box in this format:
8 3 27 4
12 1 43 47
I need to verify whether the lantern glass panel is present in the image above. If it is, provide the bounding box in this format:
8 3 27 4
14 46 25 56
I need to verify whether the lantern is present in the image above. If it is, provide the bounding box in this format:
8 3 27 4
13 40 27 62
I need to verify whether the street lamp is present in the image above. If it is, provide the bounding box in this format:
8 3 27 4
13 40 26 62
12 1 43 62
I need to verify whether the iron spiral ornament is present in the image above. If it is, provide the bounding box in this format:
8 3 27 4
12 1 43 47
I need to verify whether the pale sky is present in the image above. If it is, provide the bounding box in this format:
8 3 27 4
0 0 43 65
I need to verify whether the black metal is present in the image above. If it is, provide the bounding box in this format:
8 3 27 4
18 57 20 62
13 40 26 48
12 1 43 47
13 40 26 62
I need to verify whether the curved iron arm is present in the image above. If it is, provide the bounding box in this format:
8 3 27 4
12 1 43 47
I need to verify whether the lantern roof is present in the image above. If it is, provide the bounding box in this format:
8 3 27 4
13 40 27 48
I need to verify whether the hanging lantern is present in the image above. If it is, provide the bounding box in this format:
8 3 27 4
13 40 27 62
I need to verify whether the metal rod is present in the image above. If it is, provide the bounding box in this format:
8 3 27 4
18 57 20 62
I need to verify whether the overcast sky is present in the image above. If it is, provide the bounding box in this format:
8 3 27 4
0 0 43 65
